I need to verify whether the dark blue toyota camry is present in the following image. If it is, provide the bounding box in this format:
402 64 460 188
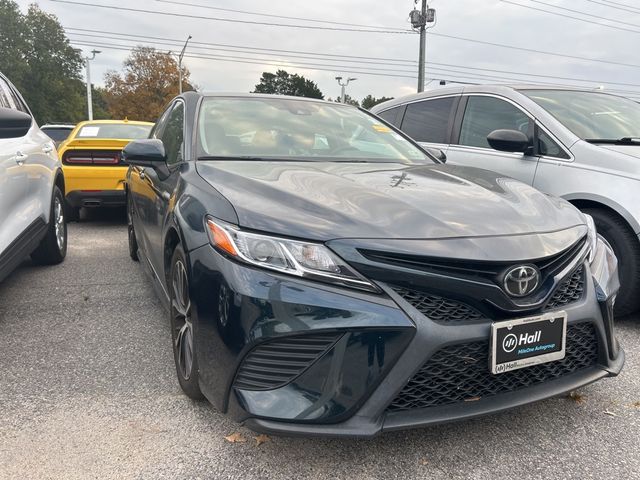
123 92 622 437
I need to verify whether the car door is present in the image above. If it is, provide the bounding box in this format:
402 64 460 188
0 77 39 255
134 100 185 276
397 96 459 155
446 95 539 185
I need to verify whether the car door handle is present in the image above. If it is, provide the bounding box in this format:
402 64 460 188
42 144 54 154
139 168 146 180
15 152 28 165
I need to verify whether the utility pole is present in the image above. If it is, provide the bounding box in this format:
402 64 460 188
85 49 100 120
178 35 192 94
335 76 357 103
410 1 436 93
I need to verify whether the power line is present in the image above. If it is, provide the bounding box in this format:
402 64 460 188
153 0 407 31
599 0 640 9
68 38 640 96
66 30 640 89
580 0 640 14
527 0 640 29
65 29 418 66
429 31 640 69
500 0 640 33
50 0 416 34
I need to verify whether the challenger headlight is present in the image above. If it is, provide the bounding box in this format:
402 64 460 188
584 214 619 302
206 217 378 292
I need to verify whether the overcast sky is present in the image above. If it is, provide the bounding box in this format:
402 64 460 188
14 0 640 101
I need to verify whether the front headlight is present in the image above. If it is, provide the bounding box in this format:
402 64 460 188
206 217 379 292
584 214 619 302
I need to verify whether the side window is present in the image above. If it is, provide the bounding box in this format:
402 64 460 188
459 96 531 149
0 79 16 109
537 127 569 159
400 97 455 144
377 106 402 126
151 105 173 139
160 102 185 165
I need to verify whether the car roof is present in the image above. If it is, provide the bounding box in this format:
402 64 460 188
372 84 623 111
41 124 76 129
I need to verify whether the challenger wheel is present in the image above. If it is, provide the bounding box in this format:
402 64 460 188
169 245 204 400
31 186 67 265
583 208 640 316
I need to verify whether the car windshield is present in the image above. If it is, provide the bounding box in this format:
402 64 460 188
42 127 73 142
523 90 640 141
76 123 152 140
197 96 431 163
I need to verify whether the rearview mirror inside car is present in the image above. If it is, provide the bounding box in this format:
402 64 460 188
0 107 32 139
487 129 532 154
122 139 167 167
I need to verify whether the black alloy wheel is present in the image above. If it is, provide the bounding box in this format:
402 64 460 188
169 245 204 400
31 186 67 265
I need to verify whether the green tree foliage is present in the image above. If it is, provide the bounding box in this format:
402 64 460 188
253 70 324 99
361 95 394 110
0 1 86 123
103 47 194 122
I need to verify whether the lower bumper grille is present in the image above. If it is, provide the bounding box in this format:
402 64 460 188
233 333 341 391
386 322 598 412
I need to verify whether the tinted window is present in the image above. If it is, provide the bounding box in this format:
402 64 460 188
537 128 569 159
377 107 402 126
161 102 184 165
42 127 73 142
197 97 430 164
459 96 531 149
400 98 454 144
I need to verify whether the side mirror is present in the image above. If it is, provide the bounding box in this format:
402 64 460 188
122 139 166 167
425 147 447 163
0 107 32 139
487 129 531 153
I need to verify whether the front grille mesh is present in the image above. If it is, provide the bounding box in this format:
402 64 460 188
392 287 483 323
233 333 341 391
544 266 585 311
386 322 598 412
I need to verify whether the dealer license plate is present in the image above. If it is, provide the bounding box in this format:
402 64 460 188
490 312 567 374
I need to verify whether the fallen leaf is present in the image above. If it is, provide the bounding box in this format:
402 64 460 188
631 401 640 408
567 391 586 404
254 434 270 447
420 459 429 466
224 432 247 443
604 410 618 417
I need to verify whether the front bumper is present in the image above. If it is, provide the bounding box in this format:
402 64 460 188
189 243 624 438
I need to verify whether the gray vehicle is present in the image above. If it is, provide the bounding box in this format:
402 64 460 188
373 86 640 315
0 72 67 282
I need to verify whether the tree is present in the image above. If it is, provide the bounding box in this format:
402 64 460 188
253 70 323 99
362 95 394 110
104 47 194 121
0 1 86 123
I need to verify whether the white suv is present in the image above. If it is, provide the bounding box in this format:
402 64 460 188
0 72 67 282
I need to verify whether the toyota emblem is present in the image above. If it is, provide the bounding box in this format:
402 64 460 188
503 265 540 297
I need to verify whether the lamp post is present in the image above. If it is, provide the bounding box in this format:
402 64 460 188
178 35 192 94
335 76 357 103
85 49 100 120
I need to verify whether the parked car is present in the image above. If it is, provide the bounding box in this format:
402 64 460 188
41 123 75 147
58 119 153 220
372 86 640 315
0 72 67 282
123 92 622 437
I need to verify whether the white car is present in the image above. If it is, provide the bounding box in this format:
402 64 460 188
373 85 640 315
0 72 67 282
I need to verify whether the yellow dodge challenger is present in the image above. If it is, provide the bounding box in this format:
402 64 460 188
58 119 153 220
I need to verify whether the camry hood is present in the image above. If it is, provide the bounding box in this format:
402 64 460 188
196 161 584 241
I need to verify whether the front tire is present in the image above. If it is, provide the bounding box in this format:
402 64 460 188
583 208 640 316
169 245 204 400
31 186 67 265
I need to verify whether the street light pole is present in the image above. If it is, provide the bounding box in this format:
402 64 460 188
335 76 357 103
178 35 192 94
85 49 100 120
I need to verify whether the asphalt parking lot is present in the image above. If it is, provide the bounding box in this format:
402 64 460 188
0 211 639 480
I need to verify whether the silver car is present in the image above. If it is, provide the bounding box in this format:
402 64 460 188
372 86 640 316
0 72 67 282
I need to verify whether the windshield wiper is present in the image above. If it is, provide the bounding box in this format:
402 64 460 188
585 137 640 145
